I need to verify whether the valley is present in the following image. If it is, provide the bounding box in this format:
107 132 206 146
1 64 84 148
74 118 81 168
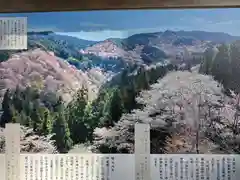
1 29 240 154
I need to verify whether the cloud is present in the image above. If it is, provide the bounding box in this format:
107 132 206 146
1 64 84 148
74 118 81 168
79 22 107 28
213 19 240 26
179 16 214 26
185 16 240 27
77 22 109 31
28 26 63 32
170 15 240 35
56 30 128 41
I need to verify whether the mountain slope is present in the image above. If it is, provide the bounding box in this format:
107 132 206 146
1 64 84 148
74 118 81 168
48 34 97 48
0 32 98 66
28 32 97 61
0 49 105 102
28 32 97 49
82 39 142 62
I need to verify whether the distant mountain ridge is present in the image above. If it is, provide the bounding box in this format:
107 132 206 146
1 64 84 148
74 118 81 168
17 30 240 72
27 30 240 49
28 31 98 49
175 30 240 43
81 30 240 65
125 30 240 44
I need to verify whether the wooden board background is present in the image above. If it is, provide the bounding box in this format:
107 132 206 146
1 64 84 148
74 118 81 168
0 0 240 13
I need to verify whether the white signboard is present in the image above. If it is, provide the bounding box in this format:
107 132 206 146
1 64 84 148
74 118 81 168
0 17 27 50
135 123 150 180
5 123 20 180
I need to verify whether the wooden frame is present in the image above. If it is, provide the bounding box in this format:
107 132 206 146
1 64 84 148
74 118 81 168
0 0 240 13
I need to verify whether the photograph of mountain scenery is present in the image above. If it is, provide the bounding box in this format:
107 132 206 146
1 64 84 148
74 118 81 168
0 8 240 154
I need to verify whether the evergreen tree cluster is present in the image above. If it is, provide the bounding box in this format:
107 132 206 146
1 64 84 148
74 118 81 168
199 42 240 92
0 86 73 153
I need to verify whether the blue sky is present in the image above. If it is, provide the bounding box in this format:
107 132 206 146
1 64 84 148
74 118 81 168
0 8 240 41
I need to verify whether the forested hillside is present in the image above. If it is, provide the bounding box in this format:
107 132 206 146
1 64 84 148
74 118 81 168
92 71 240 154
0 58 174 153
